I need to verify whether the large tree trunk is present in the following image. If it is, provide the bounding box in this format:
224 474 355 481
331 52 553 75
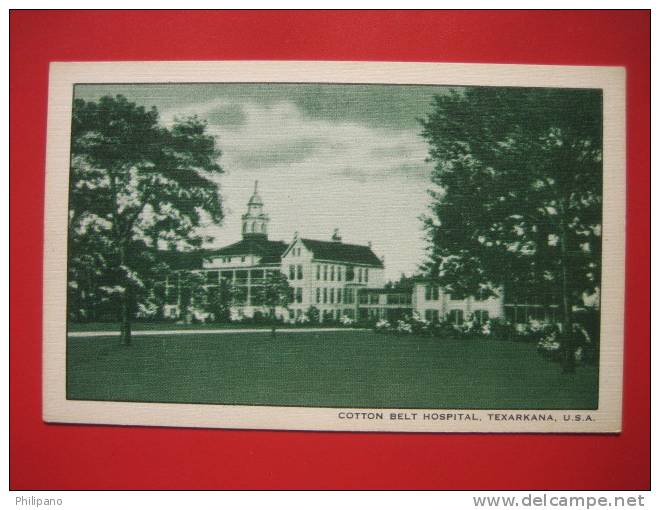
120 291 132 346
558 222 575 374
119 244 132 346
270 306 276 339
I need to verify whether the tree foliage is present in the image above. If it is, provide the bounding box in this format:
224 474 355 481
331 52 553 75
252 271 292 319
68 95 224 343
419 87 602 336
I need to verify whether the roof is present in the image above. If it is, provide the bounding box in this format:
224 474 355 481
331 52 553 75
156 250 208 271
248 192 263 206
205 239 288 264
299 238 384 267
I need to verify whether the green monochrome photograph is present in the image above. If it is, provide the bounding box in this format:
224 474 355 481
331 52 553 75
64 80 603 412
39 62 624 432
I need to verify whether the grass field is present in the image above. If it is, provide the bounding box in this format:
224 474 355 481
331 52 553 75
67 330 599 409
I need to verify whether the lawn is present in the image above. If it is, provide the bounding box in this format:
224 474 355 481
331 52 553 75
67 330 599 409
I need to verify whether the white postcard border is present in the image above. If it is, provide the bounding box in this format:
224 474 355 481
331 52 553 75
43 61 626 433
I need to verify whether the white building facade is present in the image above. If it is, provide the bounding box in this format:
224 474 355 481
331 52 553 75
162 182 562 326
412 282 505 325
165 182 385 322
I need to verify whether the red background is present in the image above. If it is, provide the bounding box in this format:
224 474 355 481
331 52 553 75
10 10 650 490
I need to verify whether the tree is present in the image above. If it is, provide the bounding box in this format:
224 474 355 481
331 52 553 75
420 87 602 372
384 273 416 292
69 95 224 345
252 271 292 333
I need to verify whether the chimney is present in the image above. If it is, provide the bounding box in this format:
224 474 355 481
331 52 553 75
331 228 342 242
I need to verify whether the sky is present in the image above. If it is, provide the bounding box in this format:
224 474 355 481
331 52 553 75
74 83 452 282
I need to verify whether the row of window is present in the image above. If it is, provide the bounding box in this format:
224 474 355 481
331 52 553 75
424 309 489 325
216 256 247 264
314 287 356 305
504 305 558 324
314 264 369 283
423 285 490 302
172 269 274 286
288 308 356 321
357 293 414 305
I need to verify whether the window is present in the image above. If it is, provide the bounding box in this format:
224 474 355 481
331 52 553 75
323 265 328 281
297 265 303 280
289 265 295 280
369 294 379 305
447 309 464 325
425 310 439 323
365 269 369 283
346 266 355 282
323 288 328 304
296 309 303 319
330 288 334 304
337 266 342 281
426 285 439 300
330 266 335 281
316 265 320 280
289 309 295 320
473 310 489 324
476 287 491 301
316 288 321 303
344 288 354 304
241 256 246 263
357 267 362 283
337 290 342 304
295 287 303 303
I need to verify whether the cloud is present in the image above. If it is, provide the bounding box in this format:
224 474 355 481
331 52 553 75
159 96 434 280
205 104 247 128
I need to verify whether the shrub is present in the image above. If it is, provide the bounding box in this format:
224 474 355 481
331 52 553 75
339 315 355 326
305 306 320 324
537 331 562 361
374 319 391 333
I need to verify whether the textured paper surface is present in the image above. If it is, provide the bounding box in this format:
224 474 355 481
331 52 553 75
43 61 625 432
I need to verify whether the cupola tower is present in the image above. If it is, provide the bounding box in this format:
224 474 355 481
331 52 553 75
241 181 269 239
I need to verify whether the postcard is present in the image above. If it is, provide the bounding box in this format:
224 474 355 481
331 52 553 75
43 61 625 432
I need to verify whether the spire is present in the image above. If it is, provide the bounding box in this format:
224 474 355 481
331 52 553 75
242 180 269 239
248 180 263 207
